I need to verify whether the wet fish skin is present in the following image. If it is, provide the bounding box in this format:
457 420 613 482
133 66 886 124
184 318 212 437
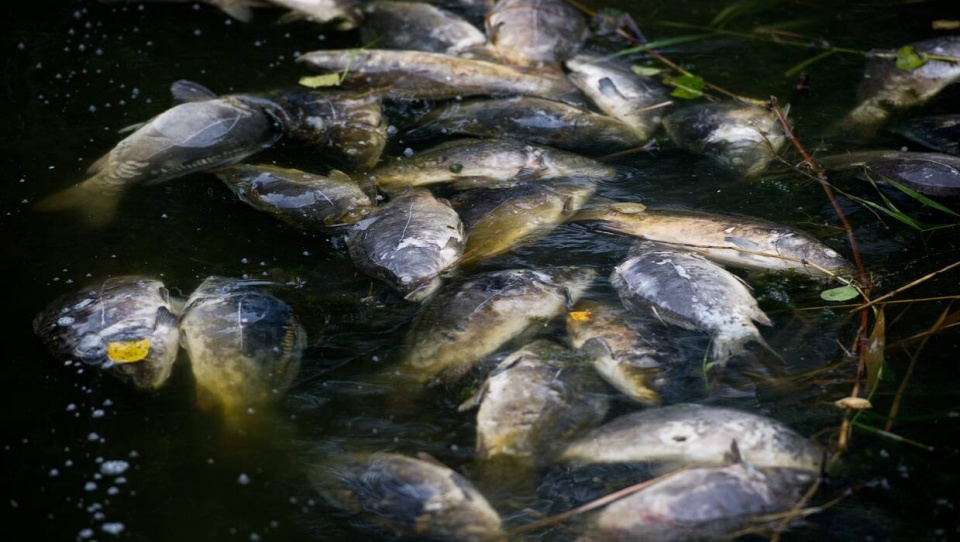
566 299 671 406
309 452 505 542
361 1 486 55
295 49 586 105
578 461 815 542
35 96 283 228
565 54 672 140
215 163 374 228
451 177 596 264
611 247 772 364
404 96 647 153
572 202 854 279
32 276 182 391
662 102 786 177
485 0 589 67
889 114 960 156
347 189 466 302
372 138 617 194
179 276 306 421
818 150 960 198
270 0 362 30
459 339 610 466
399 266 598 383
559 403 825 473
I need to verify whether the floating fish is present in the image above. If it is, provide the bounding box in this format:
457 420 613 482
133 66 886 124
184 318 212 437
888 114 960 156
179 277 306 421
610 246 773 364
397 266 597 383
662 102 787 177
450 177 596 264
33 276 182 391
215 163 374 229
270 0 362 30
347 189 466 301
572 202 853 279
485 0 589 67
559 403 824 473
818 149 960 198
360 1 486 55
309 452 505 542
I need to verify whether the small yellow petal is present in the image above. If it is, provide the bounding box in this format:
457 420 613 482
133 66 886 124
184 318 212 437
569 311 592 322
834 397 872 410
107 339 150 363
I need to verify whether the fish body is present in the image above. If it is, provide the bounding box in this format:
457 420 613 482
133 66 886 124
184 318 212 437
559 403 824 473
565 299 674 406
347 189 466 301
404 96 646 153
32 276 181 391
451 177 596 263
579 461 815 542
572 202 853 279
309 452 505 542
818 149 960 197
610 247 771 364
662 102 786 177
399 266 597 383
179 276 306 419
296 48 584 104
372 138 616 193
215 163 374 228
270 0 362 29
360 1 486 55
459 340 610 466
565 54 672 140
485 0 589 67
889 114 960 156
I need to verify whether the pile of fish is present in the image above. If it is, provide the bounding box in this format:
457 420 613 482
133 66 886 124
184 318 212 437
32 0 960 540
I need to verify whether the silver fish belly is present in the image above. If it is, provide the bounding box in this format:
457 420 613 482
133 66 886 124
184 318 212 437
485 0 589 67
360 0 486 55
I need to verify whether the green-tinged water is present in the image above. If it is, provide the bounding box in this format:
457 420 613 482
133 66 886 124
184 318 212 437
2 0 960 540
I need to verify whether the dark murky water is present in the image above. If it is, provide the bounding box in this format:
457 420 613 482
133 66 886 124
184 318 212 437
3 0 960 540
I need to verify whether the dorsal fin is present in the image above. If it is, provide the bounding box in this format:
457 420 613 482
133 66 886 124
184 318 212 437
724 439 743 465
170 80 218 103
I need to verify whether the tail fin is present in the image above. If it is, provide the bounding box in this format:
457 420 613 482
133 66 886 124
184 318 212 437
34 179 121 229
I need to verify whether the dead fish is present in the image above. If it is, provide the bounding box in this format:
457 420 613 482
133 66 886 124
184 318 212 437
458 339 610 467
450 177 596 264
565 54 673 140
610 246 772 364
35 89 283 228
372 138 617 194
662 102 787 177
403 96 647 153
270 0 362 30
215 163 374 229
397 266 597 383
818 149 960 198
32 276 182 391
888 114 960 156
559 403 824 473
295 48 585 105
572 202 853 279
309 452 505 542
360 1 486 55
832 36 960 138
578 458 815 542
485 0 589 67
347 189 466 302
96 0 269 23
179 276 306 422
565 299 673 406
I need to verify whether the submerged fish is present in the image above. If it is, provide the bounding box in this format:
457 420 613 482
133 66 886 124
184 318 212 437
33 276 182 391
888 114 960 156
97 0 268 23
309 452 505 542
360 1 486 55
458 339 610 467
403 96 646 153
179 276 306 421
662 102 787 177
565 54 672 140
215 163 374 228
295 49 584 104
559 403 824 473
372 138 616 194
565 299 674 406
450 177 596 264
579 459 815 542
397 266 597 383
818 149 960 198
270 0 362 30
832 36 960 138
572 202 853 279
485 0 589 67
347 189 466 301
611 246 772 364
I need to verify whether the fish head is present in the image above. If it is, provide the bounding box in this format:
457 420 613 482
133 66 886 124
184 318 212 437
774 233 855 280
85 322 181 391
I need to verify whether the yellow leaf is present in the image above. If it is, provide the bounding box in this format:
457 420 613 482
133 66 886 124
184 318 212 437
569 311 592 321
299 74 342 88
835 397 872 410
107 339 150 363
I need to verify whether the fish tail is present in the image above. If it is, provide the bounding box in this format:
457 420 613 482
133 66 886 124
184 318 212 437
34 177 121 229
712 327 781 365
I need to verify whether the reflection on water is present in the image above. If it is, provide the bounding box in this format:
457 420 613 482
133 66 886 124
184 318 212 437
3 0 960 540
